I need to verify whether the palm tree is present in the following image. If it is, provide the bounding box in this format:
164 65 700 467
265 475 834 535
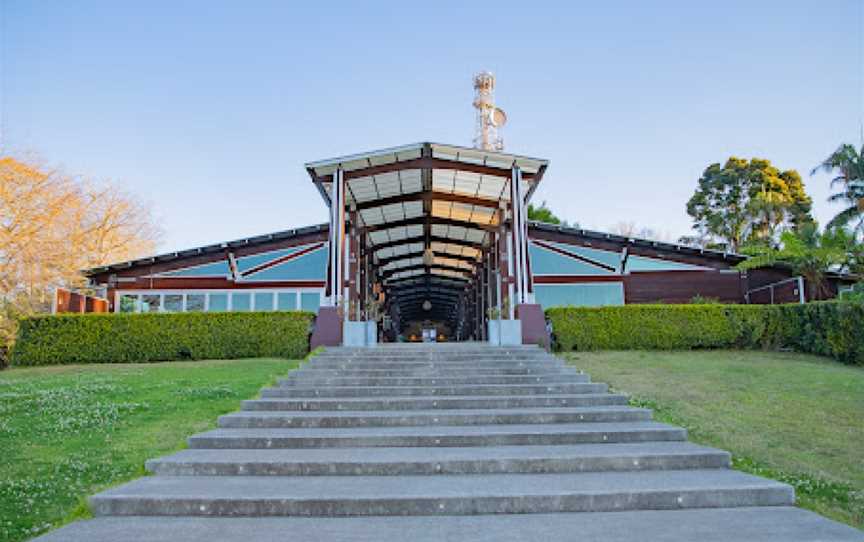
738 224 853 300
812 143 864 236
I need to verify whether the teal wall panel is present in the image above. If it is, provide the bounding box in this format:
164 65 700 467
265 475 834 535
626 255 710 272
161 260 230 278
544 241 622 271
236 246 309 273
244 247 328 281
529 244 615 276
535 283 625 308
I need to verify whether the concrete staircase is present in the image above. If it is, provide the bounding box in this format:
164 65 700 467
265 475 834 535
38 344 863 541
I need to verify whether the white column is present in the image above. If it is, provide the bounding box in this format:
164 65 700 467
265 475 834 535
798 276 806 304
518 175 532 303
329 167 345 307
509 167 521 305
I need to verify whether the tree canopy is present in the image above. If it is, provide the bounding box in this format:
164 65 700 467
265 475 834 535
0 157 159 350
527 201 561 225
737 223 858 299
686 157 814 252
811 143 864 237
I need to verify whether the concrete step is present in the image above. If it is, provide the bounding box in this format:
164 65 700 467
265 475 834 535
259 382 608 398
147 442 731 476
241 393 631 412
303 360 567 371
35 508 864 542
288 366 579 376
310 355 559 363
188 422 687 449
218 406 651 429
311 349 555 357
89 470 794 517
279 374 590 387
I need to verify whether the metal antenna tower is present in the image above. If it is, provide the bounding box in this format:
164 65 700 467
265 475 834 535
472 71 507 151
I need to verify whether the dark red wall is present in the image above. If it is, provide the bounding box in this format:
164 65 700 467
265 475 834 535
623 271 744 304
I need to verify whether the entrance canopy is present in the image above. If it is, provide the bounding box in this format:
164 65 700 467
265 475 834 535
306 142 548 338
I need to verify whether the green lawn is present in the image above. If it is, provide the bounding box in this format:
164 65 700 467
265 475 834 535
0 358 296 542
564 350 864 530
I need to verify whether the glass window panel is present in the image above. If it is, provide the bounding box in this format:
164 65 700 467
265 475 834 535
277 292 297 310
119 294 138 313
254 292 274 311
232 293 251 311
141 294 161 313
186 294 205 312
164 294 183 312
208 293 228 312
300 292 320 313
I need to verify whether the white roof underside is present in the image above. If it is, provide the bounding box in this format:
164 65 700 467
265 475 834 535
306 143 548 295
306 142 547 178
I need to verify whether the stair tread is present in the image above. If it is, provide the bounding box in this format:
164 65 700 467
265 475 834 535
223 406 645 419
34 508 864 542
193 421 682 439
246 393 626 403
150 441 729 465
92 470 791 500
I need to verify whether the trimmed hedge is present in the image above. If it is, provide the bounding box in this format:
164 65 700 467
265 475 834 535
546 302 864 365
11 311 314 366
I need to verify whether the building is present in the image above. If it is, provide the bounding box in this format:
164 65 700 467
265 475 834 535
83 142 855 345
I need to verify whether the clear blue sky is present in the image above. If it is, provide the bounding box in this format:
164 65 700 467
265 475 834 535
2 0 862 252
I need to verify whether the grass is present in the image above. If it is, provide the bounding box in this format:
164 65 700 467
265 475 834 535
564 350 864 530
0 358 296 542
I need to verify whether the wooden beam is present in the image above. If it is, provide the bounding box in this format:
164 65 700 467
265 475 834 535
384 275 468 288
315 156 538 183
387 285 464 296
371 235 484 252
380 263 471 279
393 291 461 301
377 251 479 267
365 216 497 234
355 190 502 211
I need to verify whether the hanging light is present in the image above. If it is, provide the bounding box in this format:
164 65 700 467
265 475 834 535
422 300 432 311
423 247 435 267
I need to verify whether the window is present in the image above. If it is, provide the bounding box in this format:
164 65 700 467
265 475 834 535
277 292 297 310
119 294 138 313
164 294 183 312
114 289 322 313
141 294 161 312
186 294 206 312
208 293 228 311
232 293 251 311
254 292 274 311
300 292 320 312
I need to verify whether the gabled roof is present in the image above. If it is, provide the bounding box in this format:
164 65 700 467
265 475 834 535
528 221 749 262
85 224 329 276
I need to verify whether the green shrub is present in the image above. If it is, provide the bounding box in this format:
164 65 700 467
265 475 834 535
546 302 864 365
11 311 314 366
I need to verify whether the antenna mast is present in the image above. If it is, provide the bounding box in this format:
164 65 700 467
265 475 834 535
472 71 507 151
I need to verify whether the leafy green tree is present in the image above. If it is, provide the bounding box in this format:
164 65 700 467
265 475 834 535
686 157 814 252
527 201 561 225
738 223 854 299
811 143 864 237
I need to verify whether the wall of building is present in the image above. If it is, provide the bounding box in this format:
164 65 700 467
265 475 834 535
527 233 746 308
82 223 850 316
87 228 329 314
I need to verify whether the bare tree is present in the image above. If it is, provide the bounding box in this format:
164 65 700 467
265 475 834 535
0 157 159 353
609 221 638 238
